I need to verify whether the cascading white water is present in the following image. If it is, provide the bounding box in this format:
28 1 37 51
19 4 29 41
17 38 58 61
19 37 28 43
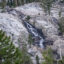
24 21 44 48
27 23 38 37
8 9 45 48
5 7 45 49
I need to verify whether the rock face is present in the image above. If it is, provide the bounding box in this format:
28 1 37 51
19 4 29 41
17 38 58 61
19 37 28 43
28 46 43 64
0 13 29 47
15 2 60 40
31 16 59 37
15 2 44 16
15 2 64 62
0 2 64 64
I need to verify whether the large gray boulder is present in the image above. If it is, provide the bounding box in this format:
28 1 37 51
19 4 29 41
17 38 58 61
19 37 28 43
15 2 59 41
0 13 29 47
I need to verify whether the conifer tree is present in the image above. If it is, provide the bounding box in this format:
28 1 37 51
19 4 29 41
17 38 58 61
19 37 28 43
17 0 22 6
2 0 6 8
13 0 18 6
0 30 33 64
41 0 53 15
0 30 22 64
36 55 40 64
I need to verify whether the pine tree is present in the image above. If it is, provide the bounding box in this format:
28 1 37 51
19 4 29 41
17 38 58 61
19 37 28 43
0 30 33 64
41 0 53 15
21 0 24 5
36 55 40 64
2 0 6 8
7 0 13 7
0 30 22 64
13 0 18 7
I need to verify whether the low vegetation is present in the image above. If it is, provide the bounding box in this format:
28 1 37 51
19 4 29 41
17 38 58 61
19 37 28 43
26 16 31 20
0 30 33 64
41 0 53 15
42 47 64 64
42 48 54 64
36 55 40 64
28 34 34 47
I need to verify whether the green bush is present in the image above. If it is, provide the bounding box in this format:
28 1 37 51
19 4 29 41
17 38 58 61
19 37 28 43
0 30 22 64
0 30 33 64
28 34 34 46
42 47 64 64
41 0 53 15
36 55 40 64
42 48 54 64
26 16 31 20
58 57 64 64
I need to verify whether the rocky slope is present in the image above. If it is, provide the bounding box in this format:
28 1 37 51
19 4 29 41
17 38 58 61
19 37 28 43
15 2 60 41
0 13 29 47
0 2 64 64
15 2 64 62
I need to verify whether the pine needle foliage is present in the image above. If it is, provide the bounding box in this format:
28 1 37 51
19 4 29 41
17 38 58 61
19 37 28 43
41 0 53 15
0 30 22 64
36 55 40 64
42 48 54 64
0 30 32 64
58 57 64 64
42 47 64 64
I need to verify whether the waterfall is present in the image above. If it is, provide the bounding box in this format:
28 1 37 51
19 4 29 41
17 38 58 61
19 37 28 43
6 8 45 48
23 21 44 48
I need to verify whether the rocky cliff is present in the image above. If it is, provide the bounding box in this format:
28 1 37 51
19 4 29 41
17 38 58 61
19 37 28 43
0 2 64 64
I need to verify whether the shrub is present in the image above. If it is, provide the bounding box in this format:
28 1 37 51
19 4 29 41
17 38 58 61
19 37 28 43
26 16 31 20
42 47 64 64
0 30 33 64
28 34 34 46
36 55 40 64
41 0 53 15
42 48 54 64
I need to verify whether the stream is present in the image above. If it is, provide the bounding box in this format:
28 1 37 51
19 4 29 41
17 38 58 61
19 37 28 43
23 21 45 48
7 9 45 48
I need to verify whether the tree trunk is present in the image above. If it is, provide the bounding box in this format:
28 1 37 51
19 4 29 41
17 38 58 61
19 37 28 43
2 0 6 8
13 0 18 6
